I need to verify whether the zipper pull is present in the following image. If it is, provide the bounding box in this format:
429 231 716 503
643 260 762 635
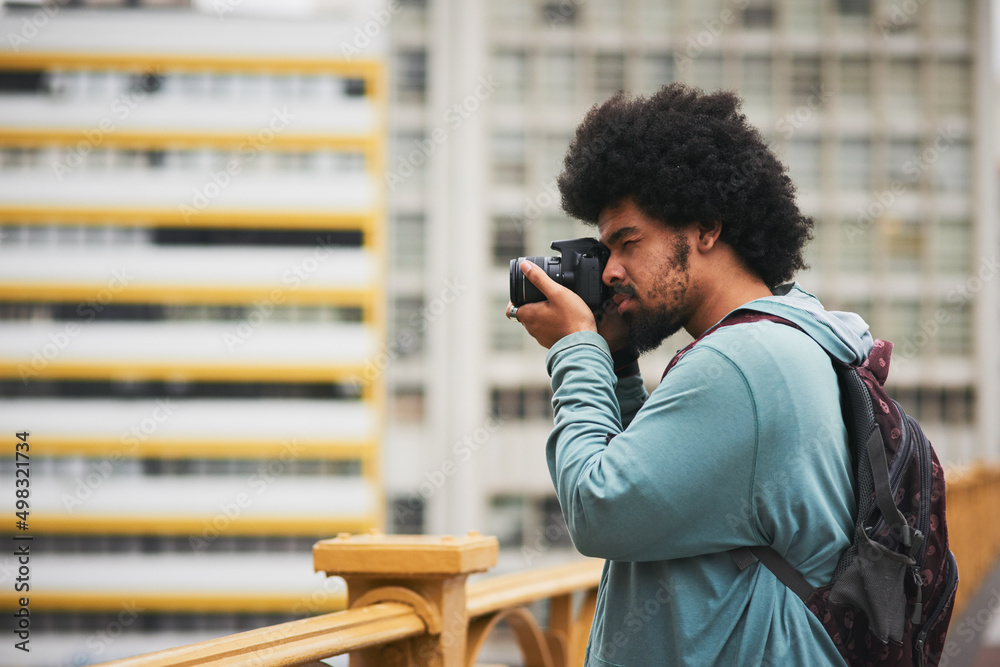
911 566 923 624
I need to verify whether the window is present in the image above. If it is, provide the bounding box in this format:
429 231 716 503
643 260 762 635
492 216 526 267
926 0 969 38
890 387 975 425
494 49 527 104
789 57 822 107
786 0 820 32
539 132 572 180
588 0 624 28
492 132 527 185
488 495 526 548
888 139 922 190
741 57 772 111
837 0 870 16
391 297 425 356
637 0 673 35
637 54 673 95
838 57 870 109
689 56 723 93
492 296 525 352
391 386 425 423
594 52 625 99
390 495 425 534
838 218 873 272
934 219 972 274
741 2 775 28
493 0 532 29
937 302 971 356
490 386 553 421
392 214 425 270
838 139 871 191
933 59 970 116
785 138 821 190
542 0 579 27
932 140 969 194
882 218 925 273
885 300 922 354
488 494 573 550
886 59 920 115
394 49 427 105
539 52 576 105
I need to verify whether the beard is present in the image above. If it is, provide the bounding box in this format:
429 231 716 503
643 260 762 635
617 233 693 355
623 303 688 354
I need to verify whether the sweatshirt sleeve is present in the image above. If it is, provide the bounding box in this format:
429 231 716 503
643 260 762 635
545 332 765 562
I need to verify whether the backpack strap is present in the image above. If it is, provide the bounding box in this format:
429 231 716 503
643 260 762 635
661 310 802 380
730 545 817 603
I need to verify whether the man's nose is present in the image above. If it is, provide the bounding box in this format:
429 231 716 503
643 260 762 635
603 260 624 285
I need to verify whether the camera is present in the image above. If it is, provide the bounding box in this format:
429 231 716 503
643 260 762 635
509 238 610 313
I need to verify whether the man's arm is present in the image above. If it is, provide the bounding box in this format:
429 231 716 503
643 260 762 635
545 341 765 562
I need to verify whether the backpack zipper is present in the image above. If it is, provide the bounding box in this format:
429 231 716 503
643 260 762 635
913 550 958 666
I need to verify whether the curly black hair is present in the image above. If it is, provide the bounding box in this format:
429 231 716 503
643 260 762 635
557 83 812 288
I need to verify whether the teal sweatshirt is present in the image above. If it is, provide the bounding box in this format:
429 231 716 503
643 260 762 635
544 284 872 666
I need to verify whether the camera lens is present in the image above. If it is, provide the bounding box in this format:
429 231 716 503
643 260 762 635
509 255 562 306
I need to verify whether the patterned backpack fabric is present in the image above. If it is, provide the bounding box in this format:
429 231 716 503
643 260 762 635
663 310 959 666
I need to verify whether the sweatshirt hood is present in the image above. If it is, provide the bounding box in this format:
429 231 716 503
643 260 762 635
735 282 874 365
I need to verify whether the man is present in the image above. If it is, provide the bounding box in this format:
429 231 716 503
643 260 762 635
507 84 872 665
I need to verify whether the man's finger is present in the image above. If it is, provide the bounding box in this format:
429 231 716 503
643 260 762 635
520 260 567 300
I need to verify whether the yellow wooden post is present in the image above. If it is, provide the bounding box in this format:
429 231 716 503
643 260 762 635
313 532 499 667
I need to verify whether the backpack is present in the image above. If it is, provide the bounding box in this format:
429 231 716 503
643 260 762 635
662 310 959 666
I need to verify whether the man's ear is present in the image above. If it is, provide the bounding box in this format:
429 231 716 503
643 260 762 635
695 220 723 252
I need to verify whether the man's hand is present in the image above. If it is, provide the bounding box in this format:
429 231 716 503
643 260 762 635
594 299 629 353
509 260 597 349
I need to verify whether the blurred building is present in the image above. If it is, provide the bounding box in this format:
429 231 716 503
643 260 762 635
0 1 388 663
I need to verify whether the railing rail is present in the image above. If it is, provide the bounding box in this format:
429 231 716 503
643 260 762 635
466 559 603 618
101 601 425 667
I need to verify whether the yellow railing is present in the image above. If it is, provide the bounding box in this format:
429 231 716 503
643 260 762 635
99 532 602 667
94 465 1000 667
945 463 1000 614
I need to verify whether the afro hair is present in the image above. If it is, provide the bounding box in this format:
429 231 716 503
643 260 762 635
557 83 813 288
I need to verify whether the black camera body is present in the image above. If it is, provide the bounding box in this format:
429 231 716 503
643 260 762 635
509 238 610 313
